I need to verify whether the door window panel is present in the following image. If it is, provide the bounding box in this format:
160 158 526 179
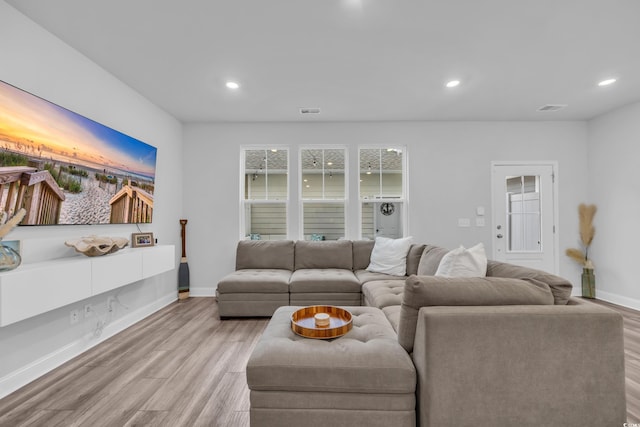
506 175 541 252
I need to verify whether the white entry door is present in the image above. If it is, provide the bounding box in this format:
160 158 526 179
491 163 557 273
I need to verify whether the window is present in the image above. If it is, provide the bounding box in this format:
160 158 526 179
241 148 288 240
359 147 406 239
300 148 346 240
506 175 541 252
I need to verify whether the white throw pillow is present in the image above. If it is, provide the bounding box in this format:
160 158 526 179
435 243 488 277
366 236 414 276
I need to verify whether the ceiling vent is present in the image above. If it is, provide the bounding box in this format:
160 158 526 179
300 107 321 115
537 104 567 112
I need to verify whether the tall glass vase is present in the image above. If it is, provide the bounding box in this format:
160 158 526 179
582 268 596 299
0 243 21 272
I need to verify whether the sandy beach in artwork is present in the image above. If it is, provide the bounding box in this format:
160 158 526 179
59 176 114 224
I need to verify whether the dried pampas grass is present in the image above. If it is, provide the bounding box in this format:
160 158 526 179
566 203 597 268
565 248 586 266
579 203 597 247
0 208 26 239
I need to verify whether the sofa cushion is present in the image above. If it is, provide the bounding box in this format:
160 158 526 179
406 244 426 276
362 280 404 309
435 243 487 277
295 240 353 270
236 240 295 271
367 236 414 276
289 269 361 293
486 260 573 305
382 305 402 332
397 275 555 352
352 240 376 271
416 245 449 276
217 269 291 294
355 269 403 284
247 306 416 394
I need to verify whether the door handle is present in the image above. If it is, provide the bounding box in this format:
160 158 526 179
496 234 503 239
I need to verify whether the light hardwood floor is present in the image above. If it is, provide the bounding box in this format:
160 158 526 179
0 297 638 426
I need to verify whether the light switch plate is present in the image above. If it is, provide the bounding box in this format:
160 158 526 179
458 218 471 227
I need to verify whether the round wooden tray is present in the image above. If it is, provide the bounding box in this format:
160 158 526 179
291 306 353 339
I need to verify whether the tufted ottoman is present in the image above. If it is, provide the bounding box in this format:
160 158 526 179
246 305 416 427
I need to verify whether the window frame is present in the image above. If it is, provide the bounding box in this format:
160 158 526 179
298 146 348 241
239 146 290 240
357 145 408 239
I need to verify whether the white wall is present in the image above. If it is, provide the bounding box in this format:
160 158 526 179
183 120 588 296
587 101 640 309
0 1 183 397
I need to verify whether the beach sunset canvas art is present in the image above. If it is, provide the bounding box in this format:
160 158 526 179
0 80 157 225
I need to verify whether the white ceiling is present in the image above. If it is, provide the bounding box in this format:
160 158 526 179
6 0 640 123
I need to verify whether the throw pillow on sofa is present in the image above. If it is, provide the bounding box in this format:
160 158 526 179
435 243 487 277
367 236 413 276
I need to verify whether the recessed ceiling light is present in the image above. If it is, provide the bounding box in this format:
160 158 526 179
446 80 461 88
598 78 616 86
226 81 240 89
327 162 333 166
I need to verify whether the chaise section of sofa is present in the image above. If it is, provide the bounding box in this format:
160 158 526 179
412 300 626 426
395 274 626 426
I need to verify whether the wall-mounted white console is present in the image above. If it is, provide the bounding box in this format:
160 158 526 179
0 245 175 327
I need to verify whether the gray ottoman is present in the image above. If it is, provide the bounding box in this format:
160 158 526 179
246 306 416 427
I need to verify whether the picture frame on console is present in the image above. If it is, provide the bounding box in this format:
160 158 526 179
131 232 154 248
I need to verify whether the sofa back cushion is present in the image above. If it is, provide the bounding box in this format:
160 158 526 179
294 240 353 270
397 275 555 353
236 240 295 271
486 260 573 305
406 244 427 276
352 240 376 271
416 245 449 276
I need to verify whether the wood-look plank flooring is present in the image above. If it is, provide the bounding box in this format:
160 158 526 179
0 298 268 427
0 297 639 426
591 298 640 423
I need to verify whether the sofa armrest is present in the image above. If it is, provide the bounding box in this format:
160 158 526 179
412 298 626 427
397 275 555 352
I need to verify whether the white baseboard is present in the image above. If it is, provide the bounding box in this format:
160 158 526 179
0 292 177 400
189 286 216 297
594 289 640 311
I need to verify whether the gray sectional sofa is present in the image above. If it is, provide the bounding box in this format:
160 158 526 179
218 239 627 426
216 239 425 317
